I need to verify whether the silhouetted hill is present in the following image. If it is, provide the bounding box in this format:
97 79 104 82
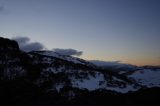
0 37 19 51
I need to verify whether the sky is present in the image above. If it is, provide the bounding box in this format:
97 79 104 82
0 0 160 66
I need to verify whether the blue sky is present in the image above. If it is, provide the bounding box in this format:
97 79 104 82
0 0 160 66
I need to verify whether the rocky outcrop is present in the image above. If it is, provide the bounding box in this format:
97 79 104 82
0 37 19 51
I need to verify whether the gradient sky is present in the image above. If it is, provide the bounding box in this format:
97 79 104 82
0 0 160 66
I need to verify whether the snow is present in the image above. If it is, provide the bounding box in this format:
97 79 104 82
112 77 126 83
44 66 75 74
106 85 139 93
3 67 26 80
72 72 106 90
55 83 65 92
45 67 61 74
42 57 53 63
71 72 138 93
129 69 160 87
34 51 92 66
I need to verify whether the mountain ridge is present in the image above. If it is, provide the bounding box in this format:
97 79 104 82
1 36 160 93
0 36 160 106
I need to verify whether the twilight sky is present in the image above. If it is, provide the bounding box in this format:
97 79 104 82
0 0 160 66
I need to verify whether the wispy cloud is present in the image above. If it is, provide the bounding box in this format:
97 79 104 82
53 48 83 56
12 36 45 52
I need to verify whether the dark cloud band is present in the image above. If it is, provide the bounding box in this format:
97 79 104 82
12 36 45 52
53 48 83 56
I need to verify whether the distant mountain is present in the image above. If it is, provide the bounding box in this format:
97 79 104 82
128 68 160 87
90 60 160 88
90 60 139 71
0 36 160 106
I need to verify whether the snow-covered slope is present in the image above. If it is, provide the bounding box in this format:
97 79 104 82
90 60 160 88
31 51 95 67
128 69 160 87
90 60 140 74
28 52 138 93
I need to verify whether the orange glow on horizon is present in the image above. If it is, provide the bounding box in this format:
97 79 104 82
81 54 160 66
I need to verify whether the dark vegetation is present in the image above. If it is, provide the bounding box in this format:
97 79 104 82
0 37 19 51
0 79 160 106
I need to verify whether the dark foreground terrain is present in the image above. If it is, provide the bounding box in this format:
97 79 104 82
0 80 160 106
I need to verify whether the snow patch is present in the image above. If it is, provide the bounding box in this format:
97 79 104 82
72 72 105 90
129 69 160 87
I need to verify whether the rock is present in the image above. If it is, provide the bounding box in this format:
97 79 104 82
0 37 19 51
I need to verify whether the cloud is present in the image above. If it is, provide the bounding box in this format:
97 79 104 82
20 42 44 52
12 36 45 52
12 36 30 45
12 36 83 56
53 48 83 56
